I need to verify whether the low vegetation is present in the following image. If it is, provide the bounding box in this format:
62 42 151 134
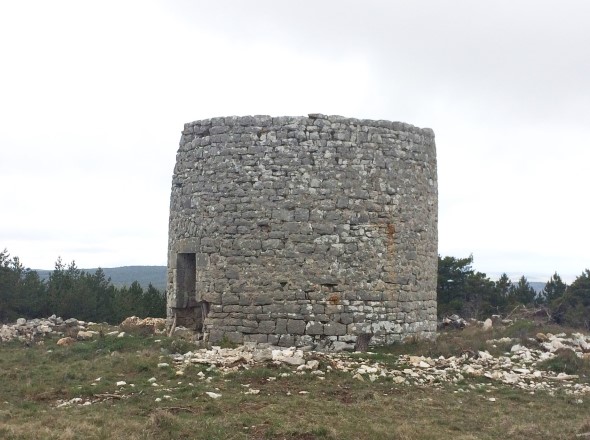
1 249 590 438
438 255 590 329
0 319 589 439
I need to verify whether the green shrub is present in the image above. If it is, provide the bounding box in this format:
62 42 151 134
537 348 590 379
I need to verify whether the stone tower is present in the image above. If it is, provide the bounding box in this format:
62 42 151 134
167 114 437 349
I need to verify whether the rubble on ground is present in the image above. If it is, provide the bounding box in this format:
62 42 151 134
0 315 99 343
119 316 166 334
169 331 590 397
0 315 167 344
439 314 467 329
1 315 589 409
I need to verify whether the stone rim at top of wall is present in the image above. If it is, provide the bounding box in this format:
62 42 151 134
178 114 435 148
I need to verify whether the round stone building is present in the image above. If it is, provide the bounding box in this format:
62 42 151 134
167 114 437 349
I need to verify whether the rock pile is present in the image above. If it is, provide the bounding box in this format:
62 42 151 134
119 316 166 335
0 316 98 343
170 344 308 370
0 316 169 344
2 315 588 409
439 314 467 329
169 331 590 396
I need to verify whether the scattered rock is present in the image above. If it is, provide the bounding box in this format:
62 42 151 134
306 360 320 370
252 348 273 362
168 329 590 397
77 331 95 340
272 348 305 366
4 315 590 407
57 337 76 346
482 318 493 331
120 316 166 335
536 333 549 342
440 314 467 329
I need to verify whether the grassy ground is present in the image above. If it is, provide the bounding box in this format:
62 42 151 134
0 323 589 440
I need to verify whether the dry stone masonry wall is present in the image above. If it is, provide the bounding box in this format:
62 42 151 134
167 114 438 349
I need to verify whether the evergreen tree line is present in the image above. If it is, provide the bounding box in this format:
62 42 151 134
438 255 590 329
2 249 589 330
0 249 166 324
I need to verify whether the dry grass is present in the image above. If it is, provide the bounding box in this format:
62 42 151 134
0 322 588 439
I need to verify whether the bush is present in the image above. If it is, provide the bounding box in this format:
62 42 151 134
537 348 590 378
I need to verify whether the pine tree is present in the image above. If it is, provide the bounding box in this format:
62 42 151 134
541 272 567 304
551 269 590 329
508 276 536 306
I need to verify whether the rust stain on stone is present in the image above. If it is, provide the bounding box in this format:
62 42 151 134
387 223 395 240
386 223 395 254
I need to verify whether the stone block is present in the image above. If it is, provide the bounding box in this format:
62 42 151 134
357 291 382 301
225 268 239 279
244 334 268 343
315 314 330 322
324 322 347 336
287 319 306 335
208 329 224 344
339 313 354 325
278 334 295 347
258 320 276 333
336 197 349 208
275 318 288 334
262 239 283 250
225 331 244 344
221 293 240 306
202 292 221 303
252 295 273 306
306 321 324 335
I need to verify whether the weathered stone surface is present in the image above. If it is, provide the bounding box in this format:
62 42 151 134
120 316 166 334
57 337 76 346
0 315 95 343
167 114 438 347
76 330 96 340
324 322 347 336
287 319 306 335
306 321 324 335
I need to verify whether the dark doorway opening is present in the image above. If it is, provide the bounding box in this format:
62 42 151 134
176 253 196 306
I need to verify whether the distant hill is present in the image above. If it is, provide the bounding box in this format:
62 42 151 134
36 266 167 292
33 267 548 296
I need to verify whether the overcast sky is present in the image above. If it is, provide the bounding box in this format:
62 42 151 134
1 0 588 282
